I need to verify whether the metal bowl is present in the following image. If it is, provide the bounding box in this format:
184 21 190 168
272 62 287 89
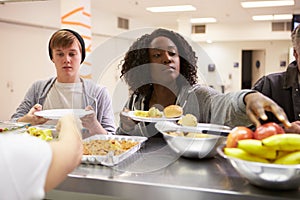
217 145 300 190
155 121 226 158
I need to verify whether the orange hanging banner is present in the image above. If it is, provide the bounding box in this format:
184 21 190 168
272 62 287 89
60 0 92 79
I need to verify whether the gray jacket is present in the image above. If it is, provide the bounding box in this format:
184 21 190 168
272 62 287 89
11 77 116 134
118 84 253 136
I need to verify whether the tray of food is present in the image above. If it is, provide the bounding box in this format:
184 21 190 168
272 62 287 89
0 121 30 133
82 134 148 166
20 125 57 141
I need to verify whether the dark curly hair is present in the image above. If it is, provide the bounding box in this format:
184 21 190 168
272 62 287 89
120 28 198 96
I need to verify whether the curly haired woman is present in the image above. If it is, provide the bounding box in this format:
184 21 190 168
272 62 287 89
118 28 290 137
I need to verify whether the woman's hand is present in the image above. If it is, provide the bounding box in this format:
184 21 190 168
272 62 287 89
17 104 48 125
80 105 107 135
119 108 138 133
244 92 291 128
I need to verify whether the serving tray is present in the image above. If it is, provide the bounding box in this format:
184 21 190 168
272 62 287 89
81 134 147 166
0 121 30 132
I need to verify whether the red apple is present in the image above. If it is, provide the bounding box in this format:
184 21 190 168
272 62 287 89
226 126 254 148
253 122 285 140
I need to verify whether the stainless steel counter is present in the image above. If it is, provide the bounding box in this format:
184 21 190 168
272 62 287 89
54 137 300 200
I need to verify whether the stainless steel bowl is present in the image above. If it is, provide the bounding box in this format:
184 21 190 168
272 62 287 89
217 145 300 190
155 121 226 158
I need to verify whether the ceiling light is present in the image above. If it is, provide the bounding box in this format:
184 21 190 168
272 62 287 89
146 5 196 13
241 0 294 8
252 14 293 21
190 18 217 24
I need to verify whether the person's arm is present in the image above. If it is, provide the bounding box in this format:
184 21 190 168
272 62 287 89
116 94 143 136
193 86 252 128
44 114 83 192
95 87 116 134
11 82 39 122
17 104 48 125
118 108 139 134
80 105 108 136
193 86 290 129
83 85 116 135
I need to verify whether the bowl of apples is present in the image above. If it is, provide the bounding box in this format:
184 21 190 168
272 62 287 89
217 122 300 190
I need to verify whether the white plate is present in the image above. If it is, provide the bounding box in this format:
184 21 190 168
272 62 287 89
127 111 181 123
35 109 93 120
155 121 231 136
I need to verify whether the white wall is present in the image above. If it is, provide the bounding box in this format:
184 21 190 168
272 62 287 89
0 0 293 120
199 40 291 92
252 50 266 86
192 22 291 42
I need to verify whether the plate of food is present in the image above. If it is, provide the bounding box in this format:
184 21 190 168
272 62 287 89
127 105 183 123
35 109 93 120
82 134 148 166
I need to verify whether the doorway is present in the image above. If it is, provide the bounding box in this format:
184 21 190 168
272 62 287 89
241 50 266 89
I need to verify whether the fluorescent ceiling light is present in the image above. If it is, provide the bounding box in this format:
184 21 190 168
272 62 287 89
146 5 196 13
190 18 217 24
241 0 294 8
252 14 292 21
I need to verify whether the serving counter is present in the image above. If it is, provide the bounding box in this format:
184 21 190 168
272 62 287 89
51 137 300 200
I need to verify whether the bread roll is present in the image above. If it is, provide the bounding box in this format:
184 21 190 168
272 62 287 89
163 105 183 118
180 114 198 127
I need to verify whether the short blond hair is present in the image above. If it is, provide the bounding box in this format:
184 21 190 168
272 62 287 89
48 29 85 63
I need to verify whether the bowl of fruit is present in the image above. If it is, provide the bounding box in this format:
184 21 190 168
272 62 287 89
217 122 300 190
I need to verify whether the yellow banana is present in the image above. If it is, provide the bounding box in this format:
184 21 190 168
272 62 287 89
276 150 294 159
274 151 300 165
237 139 277 159
274 145 300 151
224 148 269 163
262 134 300 150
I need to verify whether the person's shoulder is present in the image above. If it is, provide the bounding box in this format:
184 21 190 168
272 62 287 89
30 77 55 88
192 84 215 91
265 62 297 79
262 71 287 83
188 84 219 95
265 71 285 77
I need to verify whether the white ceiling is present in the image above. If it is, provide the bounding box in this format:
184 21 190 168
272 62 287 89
92 0 300 28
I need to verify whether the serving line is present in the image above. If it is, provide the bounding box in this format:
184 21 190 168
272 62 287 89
52 137 300 200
